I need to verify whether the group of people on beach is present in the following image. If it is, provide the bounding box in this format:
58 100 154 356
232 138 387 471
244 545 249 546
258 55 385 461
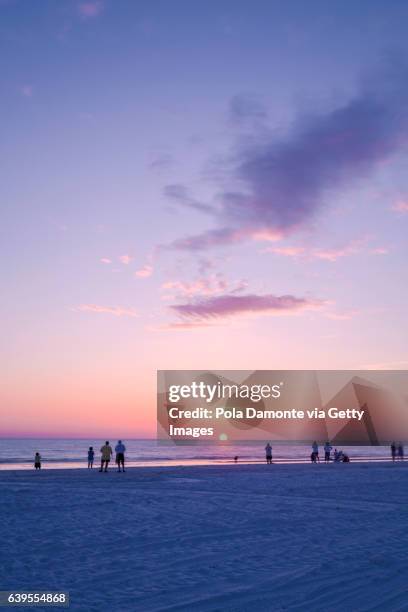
33 440 127 472
260 440 406 464
391 442 404 461
310 441 350 463
33 439 406 469
261 441 350 464
88 440 126 472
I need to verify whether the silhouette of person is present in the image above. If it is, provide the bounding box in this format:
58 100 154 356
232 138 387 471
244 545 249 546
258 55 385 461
391 442 397 462
324 441 332 463
265 442 272 464
99 441 113 472
234 456 238 463
335 450 345 462
88 446 94 469
397 443 404 461
34 452 41 470
312 441 319 462
115 440 126 472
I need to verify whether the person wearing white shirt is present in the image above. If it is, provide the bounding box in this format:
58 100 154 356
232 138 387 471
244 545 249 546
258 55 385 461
115 440 126 472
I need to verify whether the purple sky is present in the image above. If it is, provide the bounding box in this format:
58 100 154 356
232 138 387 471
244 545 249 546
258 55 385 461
1 0 408 436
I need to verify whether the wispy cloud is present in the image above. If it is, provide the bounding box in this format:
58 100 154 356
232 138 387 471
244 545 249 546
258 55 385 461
228 93 267 125
370 247 389 255
153 321 217 331
325 309 359 320
119 255 133 265
135 264 153 278
262 238 386 262
250 229 284 242
164 184 215 214
310 245 361 262
149 154 173 172
161 275 247 298
74 304 138 317
170 293 327 321
168 63 408 251
78 1 103 18
263 246 306 258
100 257 112 264
168 227 244 250
168 226 282 251
391 200 408 214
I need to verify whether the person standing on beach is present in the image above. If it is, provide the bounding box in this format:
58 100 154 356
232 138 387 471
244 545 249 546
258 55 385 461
34 452 41 470
265 442 272 464
397 443 404 461
391 442 397 462
312 441 319 463
87 446 94 469
115 440 126 472
99 441 113 472
324 441 332 463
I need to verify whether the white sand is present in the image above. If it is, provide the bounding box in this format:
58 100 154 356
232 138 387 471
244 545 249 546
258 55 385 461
1 463 407 612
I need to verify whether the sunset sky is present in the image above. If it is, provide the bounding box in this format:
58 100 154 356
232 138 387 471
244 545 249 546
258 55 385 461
1 0 408 437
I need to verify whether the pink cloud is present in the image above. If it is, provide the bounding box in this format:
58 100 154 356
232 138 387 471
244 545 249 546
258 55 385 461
263 246 305 257
161 275 247 298
370 247 389 255
325 310 359 321
170 293 327 321
135 265 153 278
155 321 216 331
391 200 408 214
119 255 133 265
311 244 360 262
168 226 285 251
75 304 138 317
100 257 112 264
78 1 103 18
250 228 284 242
263 239 368 262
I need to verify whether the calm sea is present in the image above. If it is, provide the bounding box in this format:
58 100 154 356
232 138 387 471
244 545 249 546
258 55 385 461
0 439 395 470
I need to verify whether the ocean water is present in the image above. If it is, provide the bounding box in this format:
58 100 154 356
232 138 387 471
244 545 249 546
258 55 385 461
0 439 396 470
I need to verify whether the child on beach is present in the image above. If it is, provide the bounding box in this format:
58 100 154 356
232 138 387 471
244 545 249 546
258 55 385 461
34 452 41 470
87 446 94 469
265 443 272 464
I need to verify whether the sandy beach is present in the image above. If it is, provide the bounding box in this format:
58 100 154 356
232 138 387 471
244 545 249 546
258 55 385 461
1 462 407 611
